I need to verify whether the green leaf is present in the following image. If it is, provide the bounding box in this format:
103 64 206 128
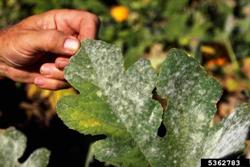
57 40 250 167
57 40 162 166
0 127 50 167
164 14 189 41
164 0 188 16
157 49 250 166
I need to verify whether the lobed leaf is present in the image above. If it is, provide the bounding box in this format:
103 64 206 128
156 49 250 166
57 40 250 167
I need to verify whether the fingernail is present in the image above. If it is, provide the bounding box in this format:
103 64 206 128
64 38 79 51
34 77 44 86
40 66 51 75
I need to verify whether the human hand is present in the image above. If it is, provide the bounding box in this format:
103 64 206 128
0 9 99 90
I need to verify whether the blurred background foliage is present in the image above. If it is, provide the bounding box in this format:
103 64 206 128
1 0 250 165
1 0 250 131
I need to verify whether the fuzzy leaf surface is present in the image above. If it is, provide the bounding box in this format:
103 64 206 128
57 40 250 167
57 39 162 166
157 49 250 166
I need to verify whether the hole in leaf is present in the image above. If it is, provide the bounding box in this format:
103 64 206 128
157 122 167 137
152 88 168 138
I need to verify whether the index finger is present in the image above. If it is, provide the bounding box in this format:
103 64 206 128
23 9 100 40
53 9 100 40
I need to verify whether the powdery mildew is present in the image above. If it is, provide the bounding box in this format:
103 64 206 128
157 49 250 167
0 128 50 167
58 40 250 167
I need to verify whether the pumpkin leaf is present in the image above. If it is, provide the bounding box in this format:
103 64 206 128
57 40 250 167
157 49 250 166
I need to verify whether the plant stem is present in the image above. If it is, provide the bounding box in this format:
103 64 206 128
223 38 240 70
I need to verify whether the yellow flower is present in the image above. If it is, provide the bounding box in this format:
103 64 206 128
110 5 129 23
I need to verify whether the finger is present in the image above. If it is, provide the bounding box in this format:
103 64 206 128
40 63 64 80
0 62 69 90
55 57 70 70
24 29 80 55
0 63 40 83
41 10 100 40
34 76 69 90
77 12 100 40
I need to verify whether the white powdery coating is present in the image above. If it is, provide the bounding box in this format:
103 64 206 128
0 128 27 167
84 41 159 125
70 40 163 163
96 90 103 97
202 109 250 159
0 128 50 167
66 41 250 167
155 49 249 166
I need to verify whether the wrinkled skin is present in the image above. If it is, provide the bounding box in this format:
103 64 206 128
0 9 100 90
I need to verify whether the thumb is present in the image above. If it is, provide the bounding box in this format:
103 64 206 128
28 29 80 55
